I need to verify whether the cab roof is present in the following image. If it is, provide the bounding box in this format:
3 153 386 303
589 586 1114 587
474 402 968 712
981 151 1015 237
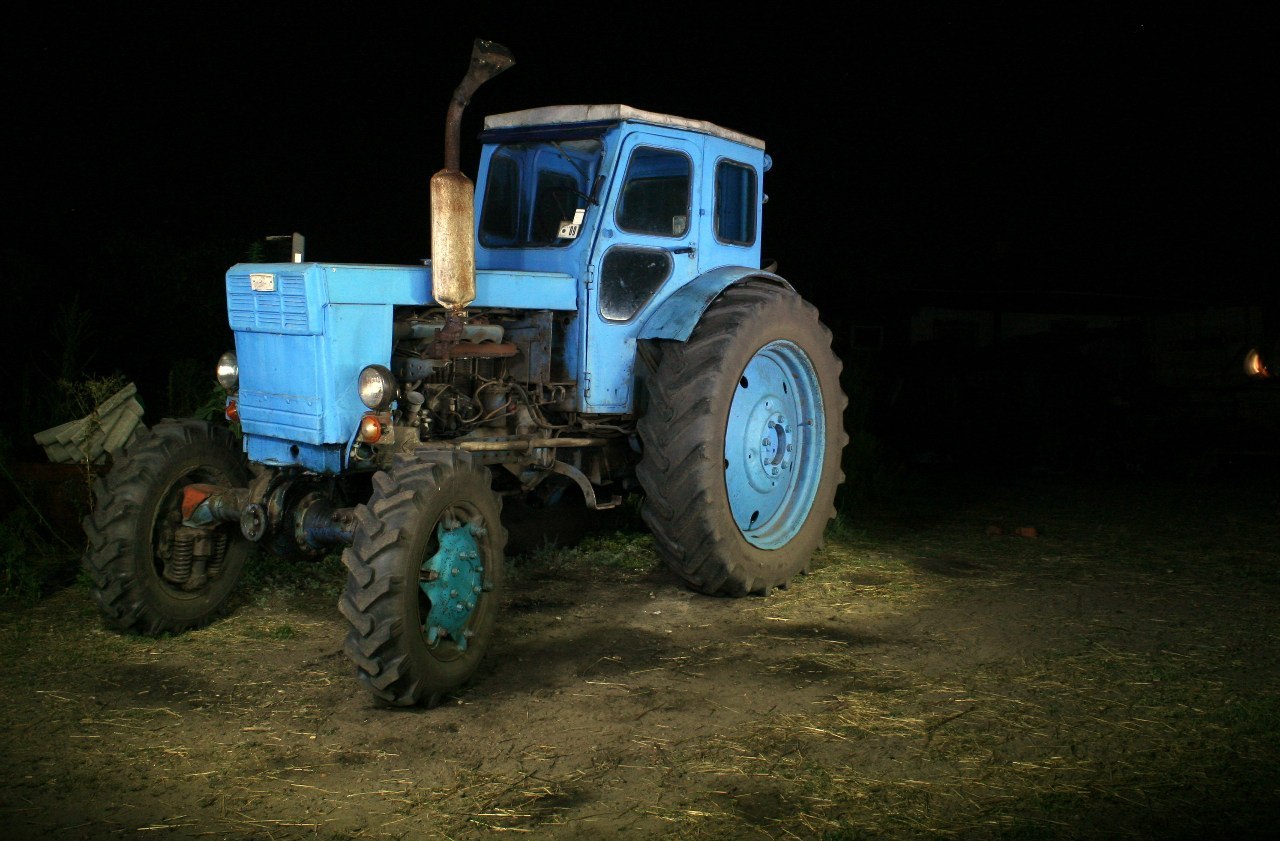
482 104 765 150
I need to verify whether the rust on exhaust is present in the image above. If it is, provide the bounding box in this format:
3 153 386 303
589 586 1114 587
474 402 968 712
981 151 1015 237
443 40 515 173
430 40 515 318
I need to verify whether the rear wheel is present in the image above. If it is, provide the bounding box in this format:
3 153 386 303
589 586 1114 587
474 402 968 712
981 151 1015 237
339 451 506 706
638 281 847 595
81 419 252 634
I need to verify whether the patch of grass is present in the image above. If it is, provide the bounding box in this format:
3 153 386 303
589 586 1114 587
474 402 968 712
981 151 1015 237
262 623 296 640
579 530 659 571
240 550 346 601
516 526 659 580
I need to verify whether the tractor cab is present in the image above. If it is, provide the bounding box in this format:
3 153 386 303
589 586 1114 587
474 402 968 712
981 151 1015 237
474 105 771 411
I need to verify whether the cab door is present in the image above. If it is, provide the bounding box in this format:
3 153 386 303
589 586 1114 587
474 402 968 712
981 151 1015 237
581 131 701 412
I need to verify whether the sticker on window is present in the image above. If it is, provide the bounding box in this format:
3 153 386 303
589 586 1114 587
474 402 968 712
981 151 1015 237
557 208 586 240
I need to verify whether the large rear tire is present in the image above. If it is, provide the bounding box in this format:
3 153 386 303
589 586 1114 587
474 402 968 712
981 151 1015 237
339 451 506 707
637 281 847 595
81 419 253 634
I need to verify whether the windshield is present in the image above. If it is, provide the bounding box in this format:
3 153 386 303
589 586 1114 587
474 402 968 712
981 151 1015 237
478 139 604 248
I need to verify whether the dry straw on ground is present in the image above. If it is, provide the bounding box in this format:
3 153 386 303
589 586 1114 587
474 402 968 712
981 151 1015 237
2 472 1278 839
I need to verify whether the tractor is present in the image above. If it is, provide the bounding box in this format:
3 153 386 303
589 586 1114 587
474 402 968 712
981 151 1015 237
82 40 848 706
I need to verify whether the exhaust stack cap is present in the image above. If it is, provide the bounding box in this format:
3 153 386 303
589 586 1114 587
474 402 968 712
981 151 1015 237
443 39 515 172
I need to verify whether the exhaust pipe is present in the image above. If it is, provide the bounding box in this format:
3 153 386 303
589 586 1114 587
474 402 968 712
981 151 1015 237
430 39 515 317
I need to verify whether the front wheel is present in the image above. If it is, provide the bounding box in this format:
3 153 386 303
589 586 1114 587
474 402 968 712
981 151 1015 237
637 281 847 595
81 419 253 634
339 451 506 707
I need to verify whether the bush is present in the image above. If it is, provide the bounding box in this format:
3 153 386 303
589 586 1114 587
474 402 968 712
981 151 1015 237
0 510 42 605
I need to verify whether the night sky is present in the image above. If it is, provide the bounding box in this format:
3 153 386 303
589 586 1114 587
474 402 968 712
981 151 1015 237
2 5 1272 459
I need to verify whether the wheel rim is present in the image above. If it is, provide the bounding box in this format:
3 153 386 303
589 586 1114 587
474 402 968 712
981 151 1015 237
724 339 826 549
418 506 488 657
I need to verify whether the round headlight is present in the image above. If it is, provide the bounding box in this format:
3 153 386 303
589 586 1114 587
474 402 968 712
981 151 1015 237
358 364 397 410
216 351 239 391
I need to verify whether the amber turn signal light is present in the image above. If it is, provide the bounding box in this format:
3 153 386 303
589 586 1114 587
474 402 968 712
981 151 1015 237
359 413 384 443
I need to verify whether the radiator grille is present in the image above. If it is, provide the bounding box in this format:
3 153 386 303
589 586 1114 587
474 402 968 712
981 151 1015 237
227 273 312 333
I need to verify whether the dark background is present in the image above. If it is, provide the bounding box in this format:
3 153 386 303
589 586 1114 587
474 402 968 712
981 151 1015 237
2 4 1274 477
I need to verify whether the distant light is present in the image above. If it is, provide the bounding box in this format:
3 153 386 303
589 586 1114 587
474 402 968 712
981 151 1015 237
1244 348 1270 379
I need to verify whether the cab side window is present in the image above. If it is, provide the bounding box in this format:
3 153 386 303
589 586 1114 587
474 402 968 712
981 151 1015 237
616 147 692 237
714 159 757 246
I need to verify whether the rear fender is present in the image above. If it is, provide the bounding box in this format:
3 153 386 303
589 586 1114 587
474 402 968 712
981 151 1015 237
638 266 793 342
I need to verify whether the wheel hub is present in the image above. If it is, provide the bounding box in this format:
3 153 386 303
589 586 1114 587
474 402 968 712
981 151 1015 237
419 520 485 650
757 411 792 479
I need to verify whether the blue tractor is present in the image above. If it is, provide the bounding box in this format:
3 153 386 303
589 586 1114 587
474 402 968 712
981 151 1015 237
82 41 848 706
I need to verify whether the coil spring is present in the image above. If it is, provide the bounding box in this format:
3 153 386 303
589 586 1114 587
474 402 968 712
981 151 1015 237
207 533 229 580
165 531 196 583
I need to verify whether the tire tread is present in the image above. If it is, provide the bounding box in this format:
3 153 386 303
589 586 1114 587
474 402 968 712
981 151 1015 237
637 281 848 596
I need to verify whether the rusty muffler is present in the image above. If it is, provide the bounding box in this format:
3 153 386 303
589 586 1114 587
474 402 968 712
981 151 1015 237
430 39 515 317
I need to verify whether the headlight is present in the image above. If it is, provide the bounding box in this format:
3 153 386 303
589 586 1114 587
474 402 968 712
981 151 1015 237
358 364 397 410
216 351 239 391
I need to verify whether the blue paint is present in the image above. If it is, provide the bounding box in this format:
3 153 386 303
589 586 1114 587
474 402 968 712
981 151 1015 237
226 262 577 472
229 266 394 472
473 114 773 413
638 265 791 341
227 108 778 462
723 340 827 549
246 436 345 473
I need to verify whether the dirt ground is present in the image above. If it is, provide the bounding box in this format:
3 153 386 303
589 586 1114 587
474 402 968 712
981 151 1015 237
3 468 1280 840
